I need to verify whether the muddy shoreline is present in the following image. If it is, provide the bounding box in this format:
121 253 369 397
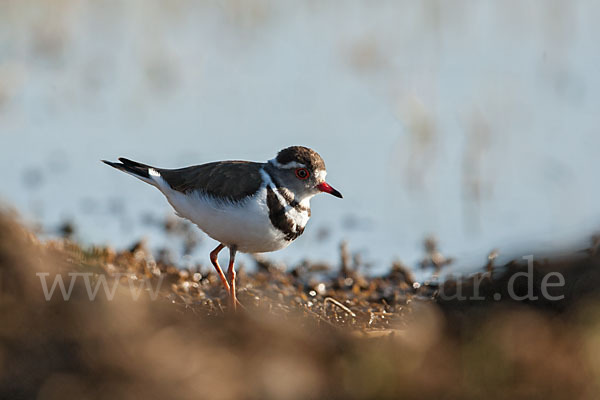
2 212 600 399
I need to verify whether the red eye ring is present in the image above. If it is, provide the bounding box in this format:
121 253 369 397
295 168 309 180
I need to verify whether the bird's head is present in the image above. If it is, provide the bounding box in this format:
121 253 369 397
266 146 343 202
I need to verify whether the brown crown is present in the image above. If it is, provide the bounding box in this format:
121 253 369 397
276 146 326 171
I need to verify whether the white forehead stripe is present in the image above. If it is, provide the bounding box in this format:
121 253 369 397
268 158 307 169
315 170 327 181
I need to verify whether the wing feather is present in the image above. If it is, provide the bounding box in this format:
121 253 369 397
158 161 263 202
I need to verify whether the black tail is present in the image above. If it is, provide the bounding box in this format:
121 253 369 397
102 158 153 180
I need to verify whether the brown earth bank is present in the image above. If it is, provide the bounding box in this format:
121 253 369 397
1 210 600 400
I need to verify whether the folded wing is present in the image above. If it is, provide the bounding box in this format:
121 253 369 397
159 161 264 202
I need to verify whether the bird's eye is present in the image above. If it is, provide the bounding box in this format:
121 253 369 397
295 168 309 180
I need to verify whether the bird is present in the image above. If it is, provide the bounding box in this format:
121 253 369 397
102 146 342 310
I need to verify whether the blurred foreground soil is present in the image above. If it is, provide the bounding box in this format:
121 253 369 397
2 210 600 399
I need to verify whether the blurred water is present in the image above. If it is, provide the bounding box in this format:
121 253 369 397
1 1 600 275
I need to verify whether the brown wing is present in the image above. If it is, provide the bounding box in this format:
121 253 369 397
159 161 264 202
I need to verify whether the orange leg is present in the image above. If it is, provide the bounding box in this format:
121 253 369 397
210 244 230 292
227 246 238 311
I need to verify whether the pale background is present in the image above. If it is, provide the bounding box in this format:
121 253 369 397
1 1 599 275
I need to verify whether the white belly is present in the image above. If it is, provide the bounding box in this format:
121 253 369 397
161 186 292 253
